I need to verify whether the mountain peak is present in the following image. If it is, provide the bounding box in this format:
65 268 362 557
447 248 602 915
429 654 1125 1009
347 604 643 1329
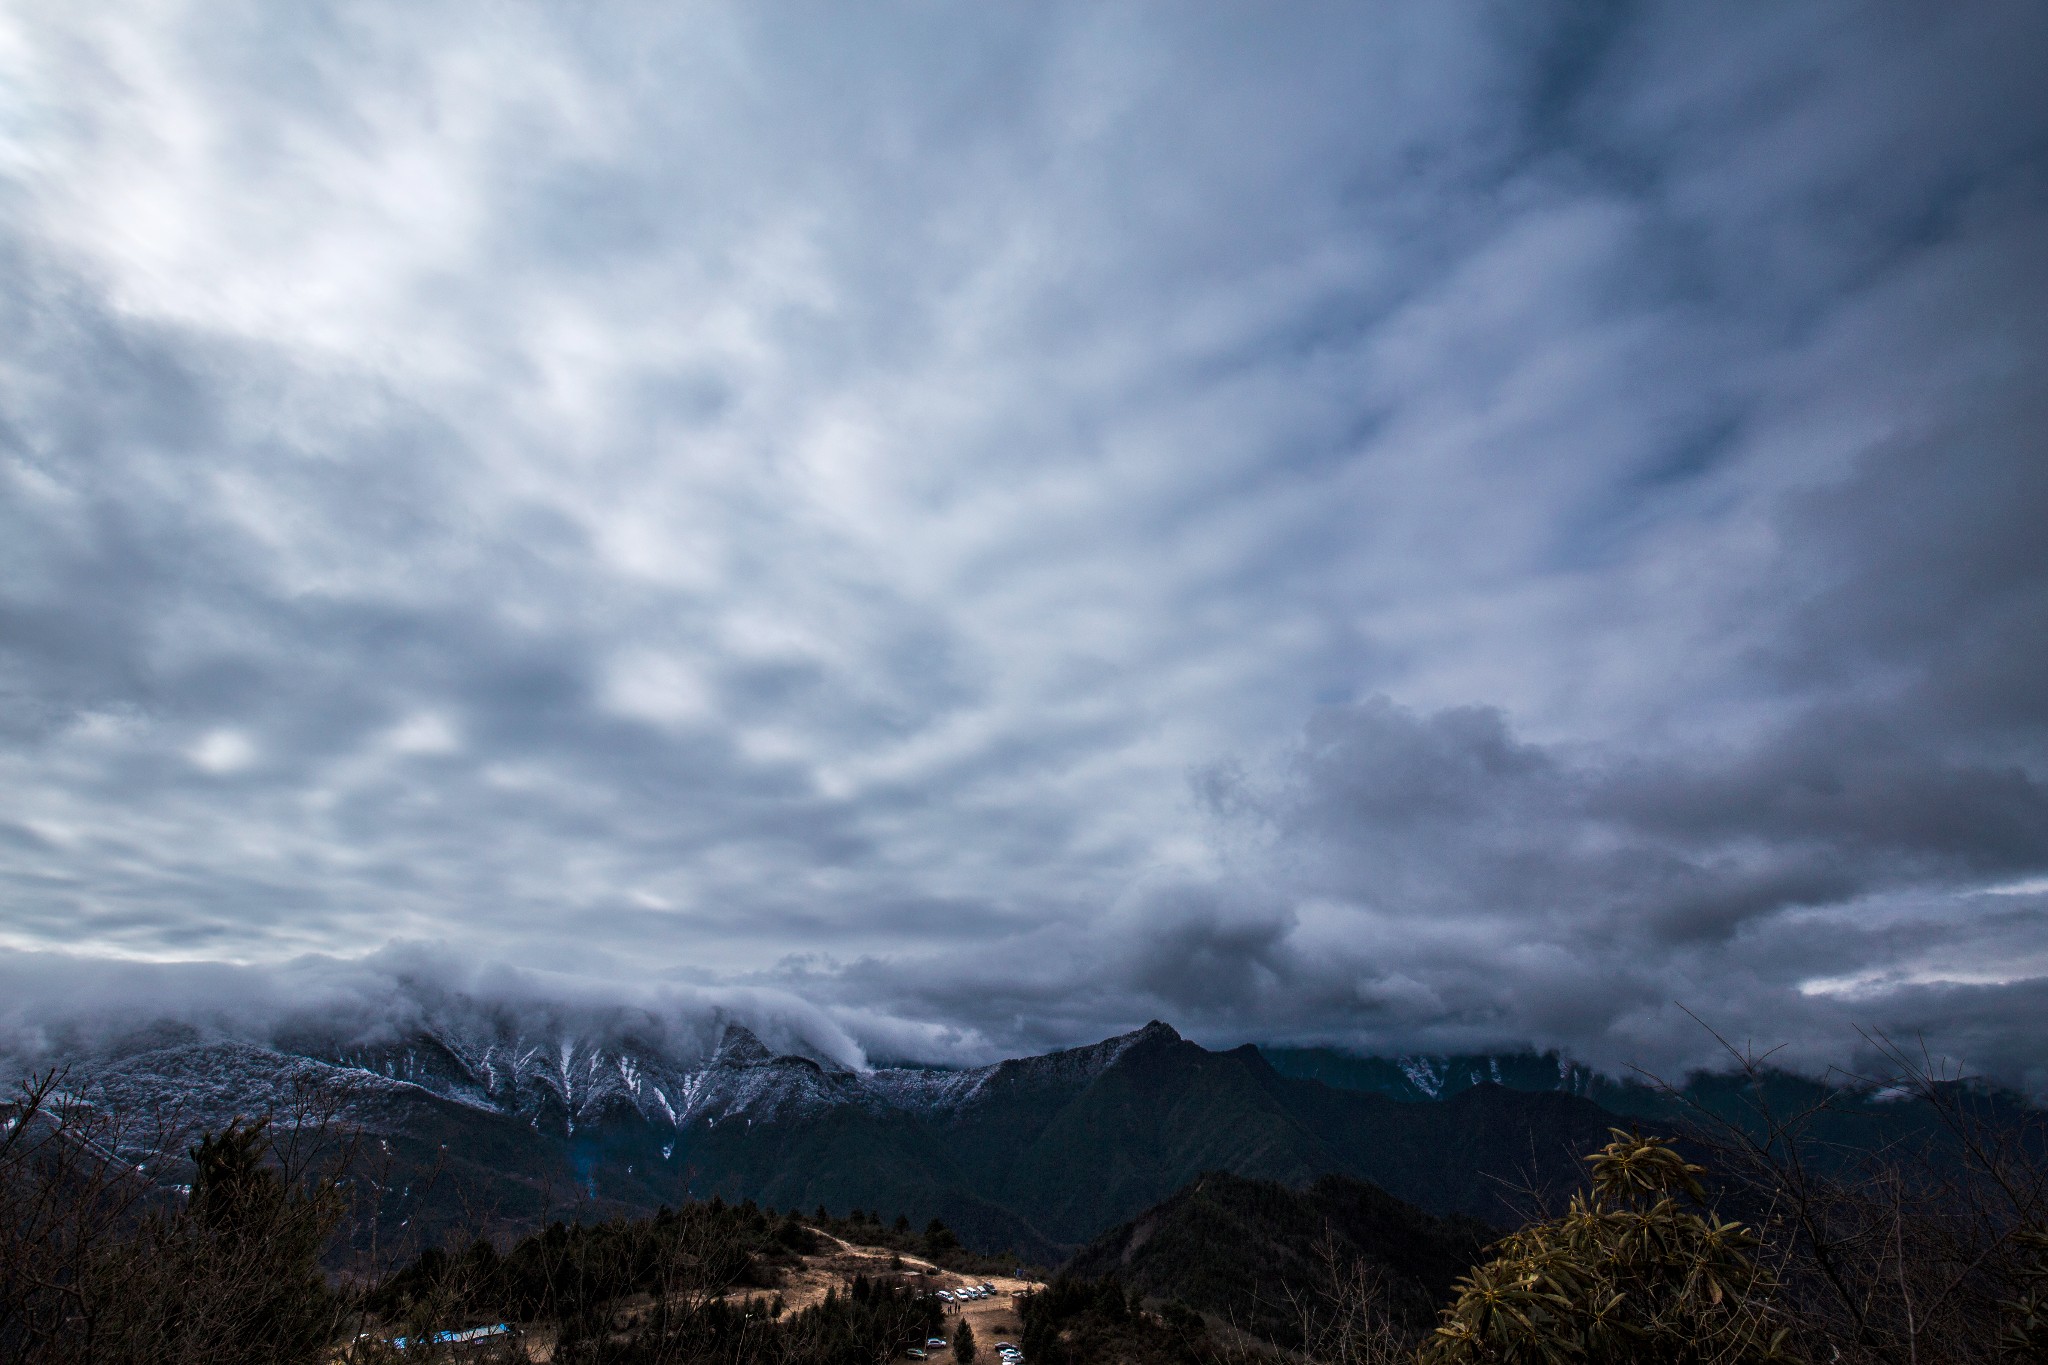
1093 1019 1182 1068
1110 1020 1181 1053
710 1023 775 1067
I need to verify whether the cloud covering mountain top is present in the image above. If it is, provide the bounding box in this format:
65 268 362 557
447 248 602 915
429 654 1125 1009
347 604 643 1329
0 3 2044 1087
0 943 878 1072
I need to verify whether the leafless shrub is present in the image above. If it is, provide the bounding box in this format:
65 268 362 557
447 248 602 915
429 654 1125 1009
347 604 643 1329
1284 1234 1412 1365
1645 1023 2048 1365
0 1064 363 1365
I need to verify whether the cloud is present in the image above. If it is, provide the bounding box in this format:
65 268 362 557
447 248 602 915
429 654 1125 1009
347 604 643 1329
780 697 2048 1085
0 942 872 1073
0 3 2043 1086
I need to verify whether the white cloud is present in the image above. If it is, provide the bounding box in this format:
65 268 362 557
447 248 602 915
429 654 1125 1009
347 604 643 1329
188 729 256 774
384 712 460 756
600 650 716 730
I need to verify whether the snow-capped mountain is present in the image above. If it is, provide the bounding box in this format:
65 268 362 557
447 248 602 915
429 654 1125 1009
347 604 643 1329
316 1015 1179 1133
46 1014 1187 1144
1257 1043 1621 1105
18 1015 1652 1259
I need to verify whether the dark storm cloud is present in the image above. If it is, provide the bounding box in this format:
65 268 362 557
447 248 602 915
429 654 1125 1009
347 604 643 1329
785 697 2048 1084
0 2 2045 1087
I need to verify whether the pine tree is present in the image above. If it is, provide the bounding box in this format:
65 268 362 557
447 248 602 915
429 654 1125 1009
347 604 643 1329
953 1313 978 1364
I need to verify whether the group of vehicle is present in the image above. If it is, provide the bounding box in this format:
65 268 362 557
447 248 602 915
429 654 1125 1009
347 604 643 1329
902 1284 1025 1363
903 1339 1024 1362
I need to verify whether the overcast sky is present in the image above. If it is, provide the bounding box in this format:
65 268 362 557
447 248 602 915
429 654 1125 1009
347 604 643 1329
2 3 2046 1084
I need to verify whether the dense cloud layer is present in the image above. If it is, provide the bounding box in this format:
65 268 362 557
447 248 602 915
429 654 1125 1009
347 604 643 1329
0 4 2044 1086
0 943 875 1072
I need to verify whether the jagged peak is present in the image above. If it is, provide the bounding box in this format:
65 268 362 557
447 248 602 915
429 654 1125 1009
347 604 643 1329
1089 1019 1177 1055
710 1023 775 1067
1097 1019 1181 1066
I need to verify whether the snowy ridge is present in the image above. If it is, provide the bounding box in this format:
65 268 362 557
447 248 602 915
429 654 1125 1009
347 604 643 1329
332 1017 1191 1132
321 1022 865 1132
53 1019 1622 1144
52 1017 1192 1142
1340 1050 1604 1102
76 1039 429 1139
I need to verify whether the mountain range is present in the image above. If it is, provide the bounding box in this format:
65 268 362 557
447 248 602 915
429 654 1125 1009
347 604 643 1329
38 1018 1646 1261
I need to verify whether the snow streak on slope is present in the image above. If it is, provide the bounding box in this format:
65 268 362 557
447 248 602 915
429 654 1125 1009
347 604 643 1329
52 1017 1193 1142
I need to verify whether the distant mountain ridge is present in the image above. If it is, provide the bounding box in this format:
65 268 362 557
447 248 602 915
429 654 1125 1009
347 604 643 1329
46 1017 1631 1262
298 1016 1173 1135
1258 1045 1613 1104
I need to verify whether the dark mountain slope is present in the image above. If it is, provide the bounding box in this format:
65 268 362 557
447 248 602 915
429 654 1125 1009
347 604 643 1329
1064 1169 1493 1342
669 1102 1068 1262
365 1019 1627 1251
1237 1042 1628 1224
977 1026 1349 1243
1321 1086 1624 1222
49 1020 1637 1258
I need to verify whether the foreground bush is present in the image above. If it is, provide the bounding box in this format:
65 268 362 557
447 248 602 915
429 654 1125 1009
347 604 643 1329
1420 1131 1787 1365
0 1072 348 1365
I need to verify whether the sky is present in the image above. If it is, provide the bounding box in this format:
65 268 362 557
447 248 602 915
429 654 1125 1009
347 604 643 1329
1 2 2046 1086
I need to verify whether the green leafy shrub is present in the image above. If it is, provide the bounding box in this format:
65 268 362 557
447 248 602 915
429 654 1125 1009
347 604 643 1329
1999 1229 2048 1361
1421 1130 1789 1365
